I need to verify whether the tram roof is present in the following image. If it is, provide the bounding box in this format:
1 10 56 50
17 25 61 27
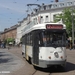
22 22 66 36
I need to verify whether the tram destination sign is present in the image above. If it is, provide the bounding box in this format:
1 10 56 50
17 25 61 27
46 24 63 29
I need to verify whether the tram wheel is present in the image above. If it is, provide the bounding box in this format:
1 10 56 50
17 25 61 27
28 57 32 64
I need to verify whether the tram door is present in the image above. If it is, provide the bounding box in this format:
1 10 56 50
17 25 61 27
32 31 39 65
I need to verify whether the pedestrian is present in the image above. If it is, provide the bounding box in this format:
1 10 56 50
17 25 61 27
1 41 4 48
0 39 2 48
4 40 7 48
70 40 72 50
13 40 15 46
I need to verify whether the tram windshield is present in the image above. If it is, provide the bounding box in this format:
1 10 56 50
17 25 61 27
39 30 66 47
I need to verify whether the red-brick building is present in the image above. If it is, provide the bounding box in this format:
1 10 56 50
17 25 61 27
1 25 19 41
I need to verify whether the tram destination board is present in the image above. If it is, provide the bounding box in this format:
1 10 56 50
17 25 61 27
46 24 63 29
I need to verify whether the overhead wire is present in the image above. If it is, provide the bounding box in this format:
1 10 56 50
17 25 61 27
27 0 39 14
17 0 39 21
0 0 40 26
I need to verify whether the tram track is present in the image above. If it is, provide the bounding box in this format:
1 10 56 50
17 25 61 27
31 70 52 75
7 47 53 75
4 47 75 75
49 73 52 75
8 49 53 75
31 70 37 75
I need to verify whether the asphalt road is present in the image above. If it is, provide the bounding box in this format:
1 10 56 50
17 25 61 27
0 47 75 75
0 48 25 75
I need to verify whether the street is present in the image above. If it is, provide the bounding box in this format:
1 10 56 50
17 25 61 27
0 47 25 75
0 47 75 75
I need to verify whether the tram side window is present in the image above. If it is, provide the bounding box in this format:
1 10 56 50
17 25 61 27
28 34 30 45
30 33 32 45
27 34 30 45
22 36 25 44
25 35 27 44
39 31 54 46
26 33 32 45
26 34 28 44
38 33 41 46
22 36 23 44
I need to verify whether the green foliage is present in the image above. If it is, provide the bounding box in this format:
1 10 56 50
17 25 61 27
62 8 72 36
7 38 14 44
54 8 75 37
20 37 22 42
54 13 63 22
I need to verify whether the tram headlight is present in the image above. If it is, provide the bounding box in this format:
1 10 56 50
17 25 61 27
54 52 59 58
49 56 51 59
61 56 63 59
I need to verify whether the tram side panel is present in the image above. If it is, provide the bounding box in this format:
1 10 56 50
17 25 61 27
25 34 33 60
25 45 32 58
22 44 25 57
22 36 25 57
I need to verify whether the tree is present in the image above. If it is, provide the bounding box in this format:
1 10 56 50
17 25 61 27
54 8 75 37
7 38 14 45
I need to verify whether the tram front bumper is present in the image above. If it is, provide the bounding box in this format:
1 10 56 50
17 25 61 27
38 60 66 68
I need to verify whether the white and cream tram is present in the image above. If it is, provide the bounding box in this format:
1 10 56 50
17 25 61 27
22 22 67 68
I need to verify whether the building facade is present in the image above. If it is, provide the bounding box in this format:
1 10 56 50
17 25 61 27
0 32 2 40
1 25 19 42
16 0 75 43
1 0 75 43
16 18 27 44
30 0 75 23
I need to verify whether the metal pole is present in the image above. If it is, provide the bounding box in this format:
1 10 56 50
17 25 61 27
71 9 74 49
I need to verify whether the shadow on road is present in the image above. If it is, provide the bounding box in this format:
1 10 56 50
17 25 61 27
66 62 75 72
0 58 13 64
34 62 75 73
34 66 66 73
0 52 11 57
0 52 13 64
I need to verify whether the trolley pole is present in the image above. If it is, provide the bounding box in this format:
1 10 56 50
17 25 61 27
71 8 74 49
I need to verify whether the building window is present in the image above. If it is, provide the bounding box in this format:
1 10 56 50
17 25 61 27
67 2 73 6
46 6 49 10
40 16 43 23
45 16 49 22
44 6 46 10
74 1 75 5
46 5 52 10
34 18 37 25
52 4 57 8
59 3 64 7
40 6 44 11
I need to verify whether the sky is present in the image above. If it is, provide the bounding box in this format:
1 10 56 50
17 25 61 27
0 0 64 31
